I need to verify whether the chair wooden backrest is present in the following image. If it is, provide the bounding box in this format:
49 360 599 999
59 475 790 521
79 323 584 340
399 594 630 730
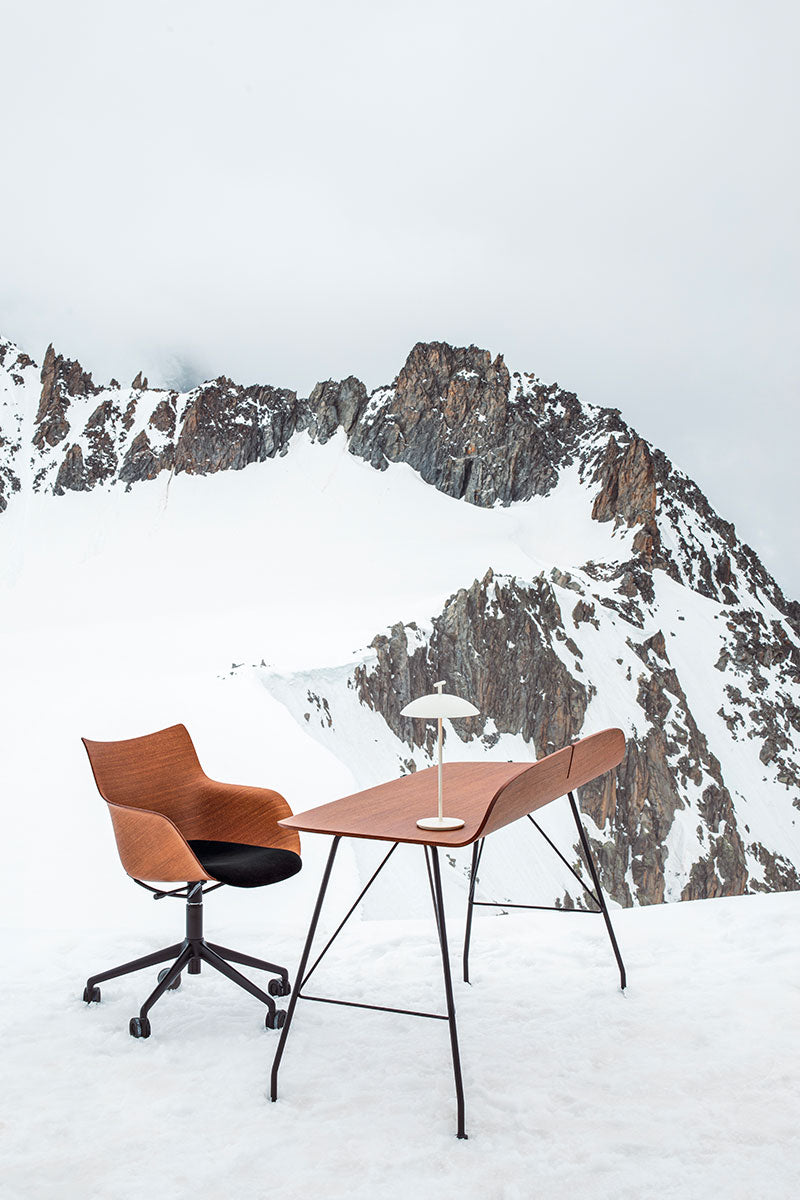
82 723 299 883
83 723 205 813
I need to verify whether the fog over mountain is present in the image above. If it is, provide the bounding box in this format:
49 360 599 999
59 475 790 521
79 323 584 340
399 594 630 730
2 2 799 598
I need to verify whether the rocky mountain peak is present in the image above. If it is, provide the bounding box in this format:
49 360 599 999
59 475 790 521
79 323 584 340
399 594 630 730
345 340 584 507
1 331 796 626
393 340 511 424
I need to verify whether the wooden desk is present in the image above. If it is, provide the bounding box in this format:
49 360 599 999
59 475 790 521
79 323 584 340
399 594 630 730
269 728 626 1139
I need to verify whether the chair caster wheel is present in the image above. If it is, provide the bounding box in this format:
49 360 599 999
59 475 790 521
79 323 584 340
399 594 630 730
266 1009 286 1030
157 968 181 990
83 985 101 1003
129 1016 151 1039
268 977 291 997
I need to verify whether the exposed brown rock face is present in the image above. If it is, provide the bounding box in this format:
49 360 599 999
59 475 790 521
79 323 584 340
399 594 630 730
747 843 800 892
149 398 176 436
119 429 174 485
592 435 658 527
627 632 747 902
119 397 178 484
345 342 590 506
173 380 299 474
54 443 86 493
355 569 588 760
34 344 99 453
304 377 368 442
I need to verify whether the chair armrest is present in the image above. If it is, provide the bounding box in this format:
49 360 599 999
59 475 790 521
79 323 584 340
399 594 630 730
190 782 301 855
106 802 214 883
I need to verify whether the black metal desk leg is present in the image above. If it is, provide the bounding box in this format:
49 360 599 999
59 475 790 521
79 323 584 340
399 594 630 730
270 836 341 1101
568 792 627 990
462 838 484 984
429 846 467 1139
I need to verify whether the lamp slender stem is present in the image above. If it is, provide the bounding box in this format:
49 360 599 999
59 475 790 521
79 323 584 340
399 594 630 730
438 716 443 819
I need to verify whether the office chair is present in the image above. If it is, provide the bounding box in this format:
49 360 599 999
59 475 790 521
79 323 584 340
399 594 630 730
81 723 302 1038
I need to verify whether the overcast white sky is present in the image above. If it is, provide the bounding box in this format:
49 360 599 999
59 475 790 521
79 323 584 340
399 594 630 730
2 1 798 594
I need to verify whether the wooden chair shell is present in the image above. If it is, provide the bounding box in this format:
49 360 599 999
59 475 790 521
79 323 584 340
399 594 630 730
83 723 300 883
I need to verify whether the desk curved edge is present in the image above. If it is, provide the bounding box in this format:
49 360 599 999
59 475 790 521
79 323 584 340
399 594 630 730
278 727 626 847
476 727 626 840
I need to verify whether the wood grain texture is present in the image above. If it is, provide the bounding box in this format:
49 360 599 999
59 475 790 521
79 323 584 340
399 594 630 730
480 727 626 836
83 723 300 882
105 802 213 883
280 728 625 847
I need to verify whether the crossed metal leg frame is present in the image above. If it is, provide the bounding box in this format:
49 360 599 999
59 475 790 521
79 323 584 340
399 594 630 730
82 882 291 1038
270 837 468 1139
462 790 627 990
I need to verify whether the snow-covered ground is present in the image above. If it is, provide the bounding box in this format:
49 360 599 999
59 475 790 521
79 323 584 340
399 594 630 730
2 890 798 1200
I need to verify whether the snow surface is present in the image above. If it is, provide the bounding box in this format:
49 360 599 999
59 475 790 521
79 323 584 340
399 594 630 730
2 891 798 1199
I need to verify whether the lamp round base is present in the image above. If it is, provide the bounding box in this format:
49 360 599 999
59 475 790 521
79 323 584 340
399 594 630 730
416 816 465 831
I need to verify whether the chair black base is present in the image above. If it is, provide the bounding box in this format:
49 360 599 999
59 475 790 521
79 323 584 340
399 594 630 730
82 882 290 1037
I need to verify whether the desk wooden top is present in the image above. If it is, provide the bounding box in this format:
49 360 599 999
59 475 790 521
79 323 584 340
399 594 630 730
279 728 625 847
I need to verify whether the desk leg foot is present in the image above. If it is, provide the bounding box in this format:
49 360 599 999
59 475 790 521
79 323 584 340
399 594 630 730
269 836 341 1102
428 846 467 1141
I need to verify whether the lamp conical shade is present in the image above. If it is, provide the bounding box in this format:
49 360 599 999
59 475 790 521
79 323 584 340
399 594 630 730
401 693 480 719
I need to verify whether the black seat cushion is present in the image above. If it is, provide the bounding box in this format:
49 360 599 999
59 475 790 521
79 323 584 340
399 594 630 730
188 841 302 889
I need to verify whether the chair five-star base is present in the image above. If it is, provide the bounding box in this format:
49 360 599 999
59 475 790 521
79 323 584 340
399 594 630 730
83 882 291 1037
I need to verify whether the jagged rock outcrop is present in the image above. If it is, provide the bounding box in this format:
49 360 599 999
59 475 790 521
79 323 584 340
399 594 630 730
34 343 98 453
304 376 368 442
173 379 300 474
119 397 177 484
354 569 588 759
346 341 589 506
592 434 658 528
625 631 748 901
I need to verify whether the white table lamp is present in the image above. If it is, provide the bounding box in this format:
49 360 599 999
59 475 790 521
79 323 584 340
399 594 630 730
401 681 480 831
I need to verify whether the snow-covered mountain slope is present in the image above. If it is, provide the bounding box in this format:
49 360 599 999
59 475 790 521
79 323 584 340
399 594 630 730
259 563 799 912
0 332 797 920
